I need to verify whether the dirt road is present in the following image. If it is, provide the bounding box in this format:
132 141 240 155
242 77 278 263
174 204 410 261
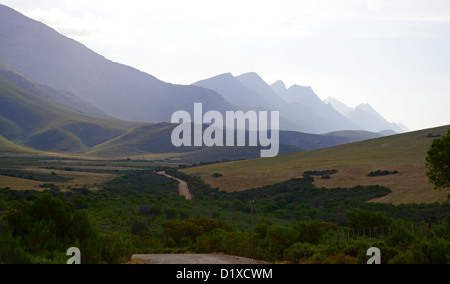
158 171 193 200
130 254 268 264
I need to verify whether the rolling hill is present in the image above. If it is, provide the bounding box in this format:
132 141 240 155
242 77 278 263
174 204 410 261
0 74 140 153
0 134 38 154
0 73 304 160
0 64 109 119
182 125 450 204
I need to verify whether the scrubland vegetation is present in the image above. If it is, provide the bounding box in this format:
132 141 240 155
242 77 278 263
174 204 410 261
0 169 448 264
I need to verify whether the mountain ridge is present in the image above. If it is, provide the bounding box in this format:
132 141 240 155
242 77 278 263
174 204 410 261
0 3 412 162
0 4 239 124
0 71 388 161
325 96 407 133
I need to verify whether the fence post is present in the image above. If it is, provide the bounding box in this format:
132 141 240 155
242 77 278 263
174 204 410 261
420 223 423 239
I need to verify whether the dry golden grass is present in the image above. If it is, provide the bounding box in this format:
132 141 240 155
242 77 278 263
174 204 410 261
0 175 45 191
0 167 119 191
183 125 450 205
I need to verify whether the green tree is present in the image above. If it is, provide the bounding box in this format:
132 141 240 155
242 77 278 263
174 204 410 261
426 129 450 191
3 194 103 263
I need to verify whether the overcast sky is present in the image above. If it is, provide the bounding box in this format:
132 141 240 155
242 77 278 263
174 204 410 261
2 0 450 131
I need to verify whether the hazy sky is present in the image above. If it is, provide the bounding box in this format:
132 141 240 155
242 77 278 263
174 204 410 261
2 0 450 131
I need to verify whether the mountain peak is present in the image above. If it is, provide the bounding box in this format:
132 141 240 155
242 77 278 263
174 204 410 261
288 84 314 93
218 72 234 78
271 80 287 96
200 72 235 82
272 80 286 89
355 103 377 114
237 72 264 82
236 72 275 96
324 97 354 116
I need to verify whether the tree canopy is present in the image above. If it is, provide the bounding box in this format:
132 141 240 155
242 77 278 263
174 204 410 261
426 129 450 191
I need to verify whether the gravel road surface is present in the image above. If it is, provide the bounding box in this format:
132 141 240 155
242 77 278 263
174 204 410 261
131 254 268 264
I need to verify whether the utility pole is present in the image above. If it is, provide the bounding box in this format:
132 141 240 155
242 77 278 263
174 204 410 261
249 200 255 257
250 200 255 236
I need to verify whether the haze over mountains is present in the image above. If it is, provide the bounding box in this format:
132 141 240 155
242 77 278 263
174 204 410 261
0 4 412 160
0 4 237 124
324 97 408 133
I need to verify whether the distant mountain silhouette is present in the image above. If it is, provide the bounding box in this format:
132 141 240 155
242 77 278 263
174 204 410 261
271 81 362 132
194 73 273 109
0 4 237 123
193 73 310 132
325 97 407 133
323 97 353 116
0 3 408 142
194 71 402 134
234 73 350 133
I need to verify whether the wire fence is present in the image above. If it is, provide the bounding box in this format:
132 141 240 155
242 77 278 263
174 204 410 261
331 220 445 243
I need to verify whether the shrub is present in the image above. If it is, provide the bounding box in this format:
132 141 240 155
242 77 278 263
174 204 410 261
368 170 398 177
2 194 104 263
284 242 317 264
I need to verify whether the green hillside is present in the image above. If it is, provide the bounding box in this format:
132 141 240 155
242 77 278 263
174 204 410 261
0 74 302 161
183 125 450 204
0 65 108 118
0 134 37 153
0 75 138 153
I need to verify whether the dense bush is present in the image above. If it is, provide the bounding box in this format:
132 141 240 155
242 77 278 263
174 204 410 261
0 169 448 264
0 194 132 264
368 170 399 177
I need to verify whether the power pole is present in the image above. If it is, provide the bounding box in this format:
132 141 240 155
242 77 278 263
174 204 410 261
250 200 255 236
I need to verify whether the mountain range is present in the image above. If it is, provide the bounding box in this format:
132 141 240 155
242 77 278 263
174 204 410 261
324 97 408 133
0 64 368 161
0 4 409 161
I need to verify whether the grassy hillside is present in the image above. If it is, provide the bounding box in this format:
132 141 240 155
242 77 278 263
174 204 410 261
0 66 108 118
0 134 38 154
0 75 302 161
323 130 384 143
0 75 139 152
182 125 450 205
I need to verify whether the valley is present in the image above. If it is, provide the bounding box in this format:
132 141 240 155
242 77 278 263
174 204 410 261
0 3 448 265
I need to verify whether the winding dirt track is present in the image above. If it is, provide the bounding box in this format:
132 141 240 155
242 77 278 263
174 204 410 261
157 171 193 200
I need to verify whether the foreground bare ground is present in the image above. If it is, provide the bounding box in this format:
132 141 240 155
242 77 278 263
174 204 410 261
130 254 269 264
